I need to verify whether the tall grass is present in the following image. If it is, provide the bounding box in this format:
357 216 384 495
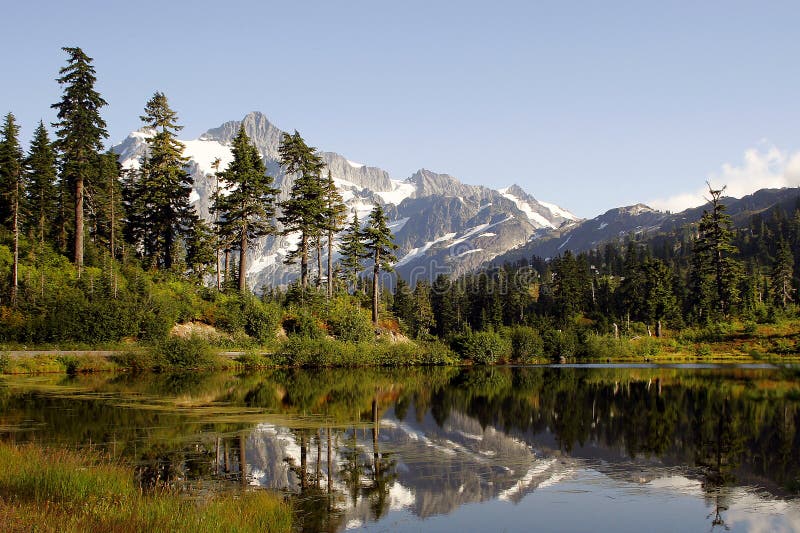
0 442 291 533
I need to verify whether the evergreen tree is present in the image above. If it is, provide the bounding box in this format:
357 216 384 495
0 113 24 305
338 212 367 292
363 204 398 324
90 150 122 257
392 277 414 331
212 125 278 292
186 218 217 282
689 184 743 319
771 239 795 309
277 131 325 289
323 170 347 298
412 280 435 338
126 92 195 270
24 121 58 247
51 46 108 271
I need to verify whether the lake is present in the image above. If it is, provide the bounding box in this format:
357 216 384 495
1 365 799 532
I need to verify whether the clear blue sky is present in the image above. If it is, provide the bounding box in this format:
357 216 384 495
2 0 799 217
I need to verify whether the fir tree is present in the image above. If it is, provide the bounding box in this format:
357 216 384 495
186 218 217 282
212 125 278 292
51 46 108 272
323 170 347 298
689 184 743 319
412 280 435 338
24 121 58 247
277 131 325 289
126 92 195 270
0 113 24 305
771 239 795 309
363 204 398 324
338 212 367 292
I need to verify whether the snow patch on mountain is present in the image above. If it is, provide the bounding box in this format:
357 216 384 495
396 232 457 266
538 200 579 221
182 139 234 177
375 179 415 205
498 189 555 229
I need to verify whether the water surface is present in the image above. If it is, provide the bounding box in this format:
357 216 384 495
1 365 798 532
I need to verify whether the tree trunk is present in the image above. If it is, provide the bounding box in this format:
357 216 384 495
239 226 247 292
74 175 84 276
316 238 322 288
224 246 230 288
327 230 334 299
11 181 19 306
372 250 380 325
300 233 309 289
216 249 222 291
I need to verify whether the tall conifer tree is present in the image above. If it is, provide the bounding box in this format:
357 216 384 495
51 47 108 272
363 204 398 324
126 92 195 269
0 113 24 305
338 212 367 292
278 131 325 289
25 121 58 247
323 170 347 298
212 125 278 292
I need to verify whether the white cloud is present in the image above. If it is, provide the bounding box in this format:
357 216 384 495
650 142 800 213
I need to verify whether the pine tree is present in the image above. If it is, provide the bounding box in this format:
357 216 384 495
51 47 108 272
126 92 195 270
323 170 347 298
771 239 795 309
412 280 435 338
363 204 398 324
0 113 24 305
186 218 217 282
392 277 414 331
277 131 325 289
689 184 743 319
338 212 367 292
212 125 278 292
25 121 58 247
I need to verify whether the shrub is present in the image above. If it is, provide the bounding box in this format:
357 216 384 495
243 298 282 343
0 353 9 373
282 309 324 339
419 341 458 365
325 300 374 342
453 330 510 365
156 336 217 370
542 329 578 359
509 326 544 362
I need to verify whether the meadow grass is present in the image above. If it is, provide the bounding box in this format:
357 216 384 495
0 442 291 533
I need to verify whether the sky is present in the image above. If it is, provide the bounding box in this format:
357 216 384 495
2 0 800 218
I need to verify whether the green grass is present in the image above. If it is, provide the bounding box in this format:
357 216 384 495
0 441 292 533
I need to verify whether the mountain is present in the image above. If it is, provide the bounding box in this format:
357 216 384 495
113 112 578 289
492 187 800 265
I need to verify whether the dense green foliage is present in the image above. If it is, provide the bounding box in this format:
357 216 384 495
1 46 798 366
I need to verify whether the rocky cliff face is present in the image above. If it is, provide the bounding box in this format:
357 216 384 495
113 111 578 289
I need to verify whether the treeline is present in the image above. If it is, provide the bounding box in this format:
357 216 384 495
0 47 400 345
389 185 799 360
1 46 798 360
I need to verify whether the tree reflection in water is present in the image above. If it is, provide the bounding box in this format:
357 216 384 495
1 365 799 531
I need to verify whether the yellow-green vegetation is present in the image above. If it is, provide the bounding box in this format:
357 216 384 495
0 441 291 533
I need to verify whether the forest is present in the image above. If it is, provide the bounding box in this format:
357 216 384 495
1 47 798 367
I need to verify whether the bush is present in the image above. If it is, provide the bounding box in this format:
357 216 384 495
282 309 324 339
419 341 458 365
243 298 282 343
156 336 217 370
452 330 510 365
542 329 578 359
509 326 544 362
325 300 374 342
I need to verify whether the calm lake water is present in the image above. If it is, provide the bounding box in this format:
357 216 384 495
2 365 799 532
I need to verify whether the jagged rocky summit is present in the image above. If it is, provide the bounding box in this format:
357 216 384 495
113 111 579 289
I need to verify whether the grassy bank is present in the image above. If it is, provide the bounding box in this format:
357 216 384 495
2 318 798 376
0 441 291 533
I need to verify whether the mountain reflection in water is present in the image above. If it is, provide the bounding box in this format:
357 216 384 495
1 365 799 532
